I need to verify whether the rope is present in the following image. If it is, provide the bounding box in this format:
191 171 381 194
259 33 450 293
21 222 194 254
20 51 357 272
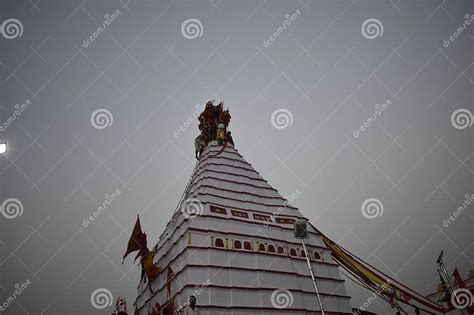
313 225 447 313
173 160 199 214
211 139 227 157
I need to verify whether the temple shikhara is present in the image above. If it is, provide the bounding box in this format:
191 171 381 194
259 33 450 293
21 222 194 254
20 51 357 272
121 102 473 315
123 101 352 314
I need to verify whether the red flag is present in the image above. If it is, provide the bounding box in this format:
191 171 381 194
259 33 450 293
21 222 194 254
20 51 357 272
134 243 148 262
452 268 466 288
123 215 148 263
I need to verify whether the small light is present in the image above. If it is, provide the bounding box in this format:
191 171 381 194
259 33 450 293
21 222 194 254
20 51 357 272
294 220 308 239
0 142 6 154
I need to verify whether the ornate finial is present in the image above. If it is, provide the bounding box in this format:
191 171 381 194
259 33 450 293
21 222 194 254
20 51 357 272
194 100 233 159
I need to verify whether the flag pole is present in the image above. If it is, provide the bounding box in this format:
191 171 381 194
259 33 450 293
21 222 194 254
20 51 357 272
436 250 459 306
302 238 325 315
295 220 325 315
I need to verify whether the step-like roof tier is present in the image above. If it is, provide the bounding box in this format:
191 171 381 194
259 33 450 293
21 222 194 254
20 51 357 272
135 141 352 314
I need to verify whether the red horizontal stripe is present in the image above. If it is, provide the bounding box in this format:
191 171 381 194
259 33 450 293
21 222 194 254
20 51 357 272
193 191 299 210
195 161 258 176
187 183 288 202
191 173 276 191
153 211 320 257
199 146 245 161
192 166 266 182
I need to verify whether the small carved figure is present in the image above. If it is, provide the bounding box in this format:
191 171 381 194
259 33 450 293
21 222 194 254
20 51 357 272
194 133 210 159
226 131 234 147
216 123 226 145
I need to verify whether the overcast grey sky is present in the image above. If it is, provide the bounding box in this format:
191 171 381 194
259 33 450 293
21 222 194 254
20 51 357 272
0 0 473 314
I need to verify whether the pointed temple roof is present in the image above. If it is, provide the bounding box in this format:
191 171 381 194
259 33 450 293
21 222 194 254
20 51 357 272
134 140 353 314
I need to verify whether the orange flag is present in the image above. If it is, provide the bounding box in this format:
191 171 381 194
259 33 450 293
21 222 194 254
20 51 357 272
123 215 148 263
167 266 174 296
167 298 175 314
143 250 160 280
150 303 161 315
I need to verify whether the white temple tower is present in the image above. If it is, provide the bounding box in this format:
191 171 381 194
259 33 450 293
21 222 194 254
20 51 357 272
134 140 353 314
